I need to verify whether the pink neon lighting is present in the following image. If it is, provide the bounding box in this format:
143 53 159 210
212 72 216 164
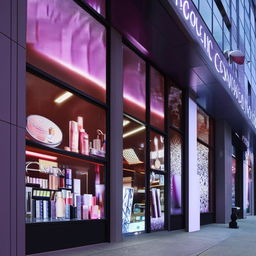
126 34 149 55
125 94 164 118
26 150 57 161
40 53 106 89
27 0 163 119
27 0 106 89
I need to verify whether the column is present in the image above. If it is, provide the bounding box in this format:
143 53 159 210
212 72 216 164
109 28 123 242
0 0 26 256
215 120 232 223
185 95 200 232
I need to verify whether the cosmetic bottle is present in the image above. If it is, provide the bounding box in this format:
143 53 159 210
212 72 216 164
65 168 72 189
52 168 59 190
93 135 101 151
79 129 89 155
56 192 65 218
77 116 83 131
69 121 79 153
91 205 99 219
59 168 65 188
82 205 89 220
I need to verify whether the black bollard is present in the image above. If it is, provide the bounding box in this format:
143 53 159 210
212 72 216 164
229 207 239 229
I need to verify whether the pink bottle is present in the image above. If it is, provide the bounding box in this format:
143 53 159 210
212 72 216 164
79 129 89 155
69 121 79 153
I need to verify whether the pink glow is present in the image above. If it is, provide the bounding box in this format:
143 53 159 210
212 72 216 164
40 53 106 89
27 0 106 89
26 150 57 161
126 34 149 55
125 94 164 118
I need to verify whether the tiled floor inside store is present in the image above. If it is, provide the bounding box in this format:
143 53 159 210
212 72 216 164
31 216 256 256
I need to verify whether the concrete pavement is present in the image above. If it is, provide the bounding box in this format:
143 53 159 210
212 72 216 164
31 216 256 256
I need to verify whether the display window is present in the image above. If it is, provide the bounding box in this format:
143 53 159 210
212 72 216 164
245 151 253 215
169 86 182 130
27 0 106 103
231 156 236 207
197 108 213 214
122 117 146 233
82 0 106 16
25 146 105 223
122 45 185 232
26 71 107 224
123 46 146 122
150 68 165 130
26 0 109 249
197 142 210 213
170 130 183 215
197 108 210 144
26 73 106 159
150 172 165 231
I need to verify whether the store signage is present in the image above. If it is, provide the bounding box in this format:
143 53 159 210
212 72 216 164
173 0 256 129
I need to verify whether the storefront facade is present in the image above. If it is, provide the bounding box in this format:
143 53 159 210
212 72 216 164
0 0 256 255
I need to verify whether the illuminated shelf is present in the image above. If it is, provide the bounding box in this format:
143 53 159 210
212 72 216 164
26 139 106 165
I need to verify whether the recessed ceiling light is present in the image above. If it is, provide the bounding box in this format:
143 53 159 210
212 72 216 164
54 91 73 104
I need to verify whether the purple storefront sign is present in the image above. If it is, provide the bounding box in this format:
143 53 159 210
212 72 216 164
172 0 256 129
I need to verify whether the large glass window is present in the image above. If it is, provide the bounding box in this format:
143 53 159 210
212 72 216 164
169 85 183 216
197 108 213 213
150 172 165 231
169 86 183 129
27 0 106 102
123 117 146 233
25 147 105 222
150 68 165 130
170 130 183 215
26 0 108 227
231 155 236 207
122 45 184 232
197 108 210 144
197 142 210 213
123 46 146 121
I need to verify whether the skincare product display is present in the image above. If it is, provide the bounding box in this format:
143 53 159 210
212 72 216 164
26 115 63 147
67 117 106 157
27 188 104 222
25 160 105 223
26 115 106 158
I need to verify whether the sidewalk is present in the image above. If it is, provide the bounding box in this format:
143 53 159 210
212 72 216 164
32 216 256 256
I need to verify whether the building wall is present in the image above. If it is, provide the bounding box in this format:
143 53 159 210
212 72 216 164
0 0 26 255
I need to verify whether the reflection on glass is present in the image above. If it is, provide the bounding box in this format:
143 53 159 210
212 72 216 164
170 130 182 215
82 0 106 16
197 108 210 144
197 142 209 213
150 172 165 231
150 132 164 171
27 0 106 102
169 86 182 129
150 68 165 130
232 157 236 207
122 117 146 233
27 73 106 158
123 46 146 121
245 151 253 214
25 146 105 223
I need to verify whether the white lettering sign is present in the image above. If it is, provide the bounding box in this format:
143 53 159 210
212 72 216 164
174 0 256 128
